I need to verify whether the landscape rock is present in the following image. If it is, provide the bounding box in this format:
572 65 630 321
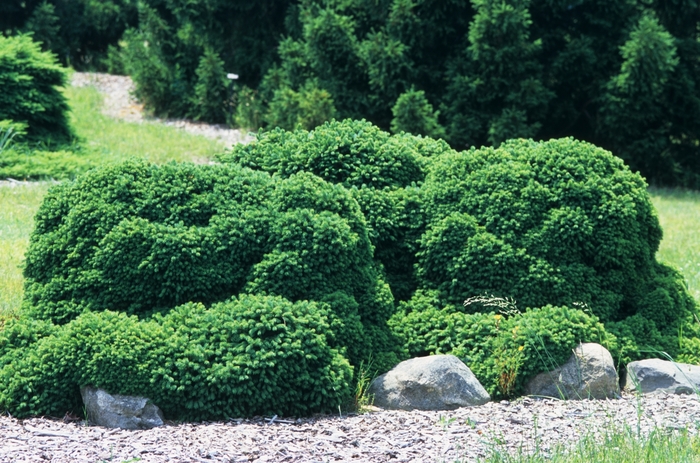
624 358 700 395
369 355 490 410
524 343 619 399
80 386 164 430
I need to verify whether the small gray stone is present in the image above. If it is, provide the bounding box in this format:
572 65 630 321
524 343 619 400
624 359 700 395
369 355 490 411
81 386 164 430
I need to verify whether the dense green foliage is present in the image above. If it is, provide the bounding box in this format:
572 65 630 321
220 119 431 189
0 34 72 143
414 137 697 364
0 0 138 69
390 88 446 140
119 0 295 122
0 295 352 420
5 119 700 418
218 119 452 300
220 120 699 390
240 0 700 187
2 158 407 417
390 292 611 397
22 160 401 366
418 138 664 315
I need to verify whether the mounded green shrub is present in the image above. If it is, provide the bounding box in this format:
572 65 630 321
414 137 697 359
0 34 72 143
0 295 353 420
390 291 612 398
22 160 400 369
374 129 698 391
218 119 455 300
219 119 428 189
221 121 698 363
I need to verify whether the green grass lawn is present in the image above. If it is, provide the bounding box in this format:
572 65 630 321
67 85 224 165
474 424 700 463
0 85 224 180
0 183 50 319
650 188 700 302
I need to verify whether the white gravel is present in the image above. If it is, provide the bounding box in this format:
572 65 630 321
1 392 699 462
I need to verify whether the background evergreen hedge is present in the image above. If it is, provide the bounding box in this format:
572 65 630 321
0 0 137 70
4 0 699 186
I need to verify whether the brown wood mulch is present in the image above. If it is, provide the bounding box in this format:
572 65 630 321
1 392 699 462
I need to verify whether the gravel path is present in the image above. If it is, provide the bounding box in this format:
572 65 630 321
1 392 699 462
70 72 253 147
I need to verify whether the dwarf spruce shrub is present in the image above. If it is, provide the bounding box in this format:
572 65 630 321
390 292 611 398
221 120 698 363
413 137 697 359
0 295 352 420
22 160 401 371
220 119 428 189
218 119 455 300
0 34 72 143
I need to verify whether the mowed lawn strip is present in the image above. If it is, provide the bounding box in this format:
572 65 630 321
67 84 224 165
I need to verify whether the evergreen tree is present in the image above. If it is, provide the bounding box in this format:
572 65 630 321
599 13 679 184
265 79 337 130
0 34 72 143
649 0 700 186
193 48 229 123
390 88 446 139
442 0 552 147
121 4 178 116
299 4 370 120
22 2 60 52
121 0 295 121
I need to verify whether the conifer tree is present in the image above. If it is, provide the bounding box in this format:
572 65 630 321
193 48 229 123
390 88 446 139
442 0 552 147
599 13 679 183
22 2 60 52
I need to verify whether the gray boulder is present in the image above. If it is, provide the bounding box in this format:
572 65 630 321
81 386 164 429
624 359 700 395
524 343 619 400
369 355 490 411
